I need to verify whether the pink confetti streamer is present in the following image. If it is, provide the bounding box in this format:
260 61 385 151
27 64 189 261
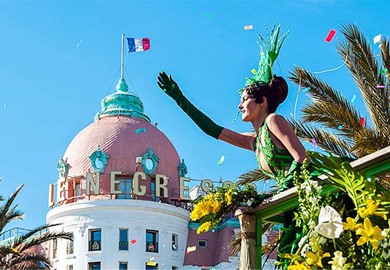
325 29 336 42
311 138 318 148
376 84 385 89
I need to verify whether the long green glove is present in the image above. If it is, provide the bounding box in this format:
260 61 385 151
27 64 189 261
157 71 223 139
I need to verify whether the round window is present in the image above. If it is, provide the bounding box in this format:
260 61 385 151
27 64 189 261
145 158 154 170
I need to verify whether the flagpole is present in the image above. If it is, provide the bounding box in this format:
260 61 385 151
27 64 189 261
121 33 125 79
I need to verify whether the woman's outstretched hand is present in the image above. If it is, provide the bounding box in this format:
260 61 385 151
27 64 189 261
157 71 183 102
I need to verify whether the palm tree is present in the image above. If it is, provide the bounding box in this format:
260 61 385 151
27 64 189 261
289 23 390 188
0 184 72 270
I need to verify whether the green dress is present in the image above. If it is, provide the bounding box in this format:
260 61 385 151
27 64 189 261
255 115 295 190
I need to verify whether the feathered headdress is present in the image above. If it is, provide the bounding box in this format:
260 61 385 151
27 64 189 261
241 24 288 91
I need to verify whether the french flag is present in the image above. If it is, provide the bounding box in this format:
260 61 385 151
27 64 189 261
127 38 150 53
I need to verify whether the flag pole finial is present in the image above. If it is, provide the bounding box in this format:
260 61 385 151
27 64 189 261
121 33 125 79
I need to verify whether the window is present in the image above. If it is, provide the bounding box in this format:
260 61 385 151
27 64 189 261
119 262 128 270
67 266 73 270
145 262 158 269
146 230 159 252
118 178 132 199
198 240 208 248
171 234 178 251
150 179 156 201
66 233 74 255
88 262 101 270
75 182 81 201
119 229 128 251
53 239 57 258
89 229 101 251
172 267 178 270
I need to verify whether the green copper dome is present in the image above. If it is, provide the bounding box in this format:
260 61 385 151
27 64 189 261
95 77 150 122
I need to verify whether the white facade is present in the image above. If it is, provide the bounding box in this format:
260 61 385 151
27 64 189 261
46 199 189 269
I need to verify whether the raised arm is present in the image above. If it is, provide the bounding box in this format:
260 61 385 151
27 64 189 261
157 72 255 150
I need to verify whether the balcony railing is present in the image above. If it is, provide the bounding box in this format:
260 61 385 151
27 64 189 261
119 241 128 250
88 240 101 251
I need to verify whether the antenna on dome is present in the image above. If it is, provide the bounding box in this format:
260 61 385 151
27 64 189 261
120 33 125 79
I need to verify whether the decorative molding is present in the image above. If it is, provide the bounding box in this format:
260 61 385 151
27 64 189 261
89 145 109 173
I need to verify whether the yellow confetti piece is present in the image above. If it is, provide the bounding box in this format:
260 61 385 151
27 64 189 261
244 24 253 30
186 246 197 253
250 69 257 75
146 261 157 266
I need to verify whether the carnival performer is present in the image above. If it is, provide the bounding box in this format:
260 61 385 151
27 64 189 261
157 25 307 191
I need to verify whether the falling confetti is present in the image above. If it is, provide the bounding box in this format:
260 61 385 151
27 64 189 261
311 138 318 148
325 29 336 43
376 84 385 89
350 95 356 103
76 40 83 48
302 87 310 92
149 257 155 261
374 34 382 44
380 68 388 74
217 155 225 166
130 239 136 245
360 117 365 126
186 246 196 253
250 69 257 75
337 125 343 130
135 128 146 134
244 25 253 30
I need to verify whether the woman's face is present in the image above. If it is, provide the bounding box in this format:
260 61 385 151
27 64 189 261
238 90 262 122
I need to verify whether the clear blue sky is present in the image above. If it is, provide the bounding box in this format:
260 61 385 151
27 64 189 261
0 0 388 231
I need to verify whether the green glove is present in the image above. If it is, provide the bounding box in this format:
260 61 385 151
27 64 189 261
282 161 302 190
157 71 223 139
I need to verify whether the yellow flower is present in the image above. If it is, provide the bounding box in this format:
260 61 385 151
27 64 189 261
196 221 212 234
358 199 388 220
328 251 347 270
343 217 362 231
287 261 310 270
306 251 330 268
356 218 385 249
225 188 233 206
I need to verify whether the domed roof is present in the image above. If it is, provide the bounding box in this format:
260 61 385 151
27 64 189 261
60 78 183 203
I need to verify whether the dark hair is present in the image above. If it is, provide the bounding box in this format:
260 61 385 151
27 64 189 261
244 75 288 113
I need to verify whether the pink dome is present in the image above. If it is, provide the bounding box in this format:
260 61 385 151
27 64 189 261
62 115 182 202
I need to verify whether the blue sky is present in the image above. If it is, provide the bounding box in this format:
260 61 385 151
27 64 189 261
0 0 388 231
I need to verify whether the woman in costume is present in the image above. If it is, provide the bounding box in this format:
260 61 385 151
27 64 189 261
157 25 307 191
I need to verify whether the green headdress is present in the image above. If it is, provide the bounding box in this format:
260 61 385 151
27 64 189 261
242 24 288 91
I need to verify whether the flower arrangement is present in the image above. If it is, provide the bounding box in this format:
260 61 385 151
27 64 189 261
282 152 390 269
190 183 272 234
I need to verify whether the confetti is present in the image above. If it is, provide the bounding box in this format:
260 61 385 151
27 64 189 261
250 69 257 75
302 87 310 92
146 261 157 267
380 68 388 74
360 117 365 126
186 246 197 253
311 138 318 148
350 95 356 103
374 34 382 44
337 125 343 130
217 155 225 166
130 239 136 245
325 29 336 43
305 93 311 97
135 128 146 134
376 84 385 89
76 40 83 48
290 113 294 117
149 257 155 261
244 25 253 30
